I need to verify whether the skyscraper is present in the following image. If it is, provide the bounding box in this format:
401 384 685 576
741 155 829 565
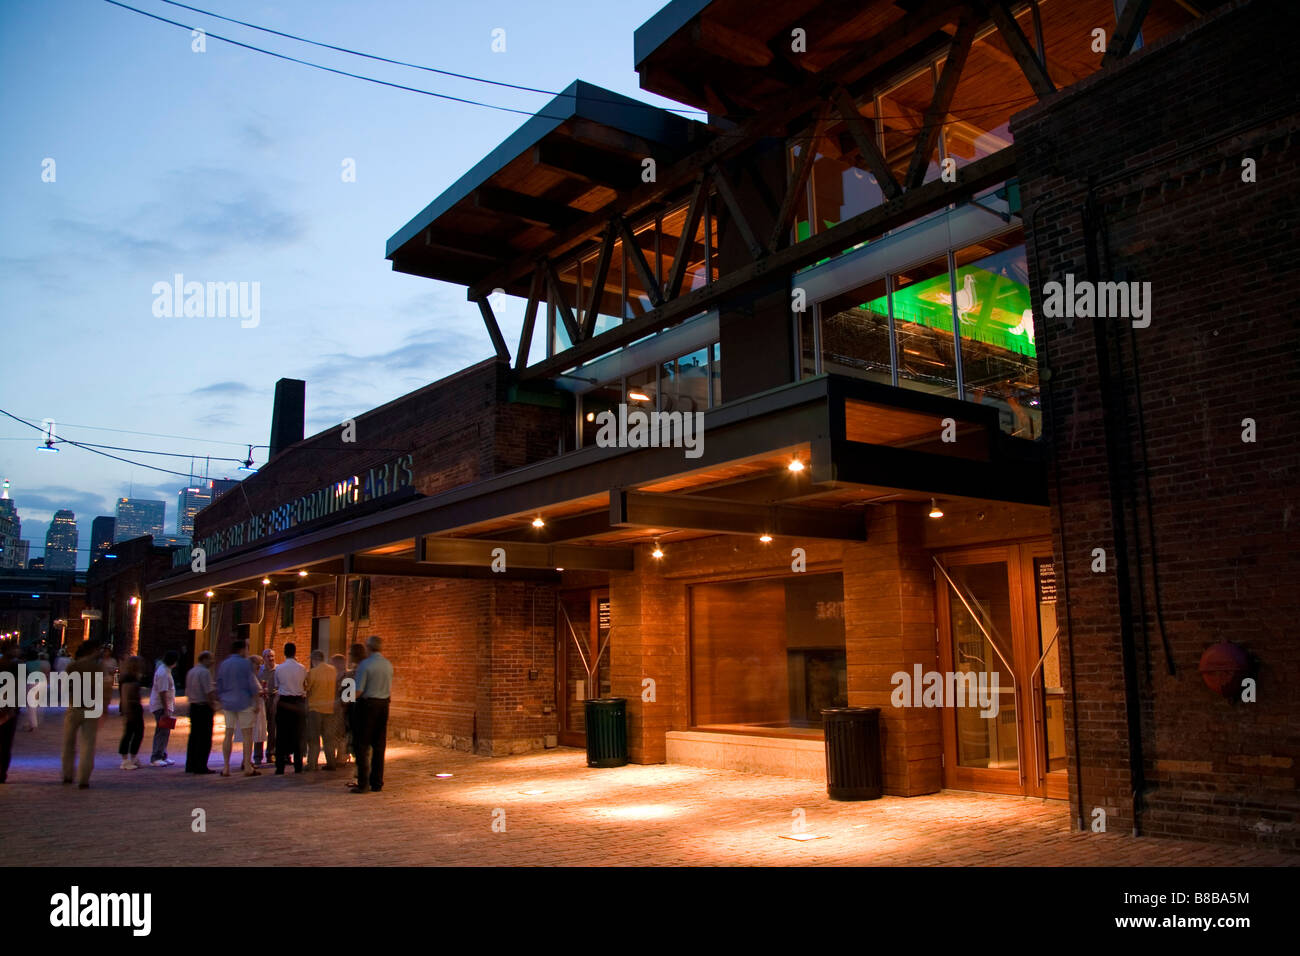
114 498 165 542
210 478 240 500
44 510 78 571
0 479 21 569
176 485 210 537
90 516 116 560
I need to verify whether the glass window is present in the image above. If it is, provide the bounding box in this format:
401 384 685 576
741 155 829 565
625 367 658 411
952 228 1040 438
880 67 937 185
690 573 846 733
710 343 722 407
818 276 892 386
625 222 658 319
659 195 712 292
890 255 959 398
663 347 710 414
580 383 622 447
279 592 293 630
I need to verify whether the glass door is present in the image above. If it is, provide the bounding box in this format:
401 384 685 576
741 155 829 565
935 542 1064 798
555 589 610 748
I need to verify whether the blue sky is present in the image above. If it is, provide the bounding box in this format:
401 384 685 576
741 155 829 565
0 0 687 567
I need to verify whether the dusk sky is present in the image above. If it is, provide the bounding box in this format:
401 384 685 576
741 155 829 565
0 0 688 568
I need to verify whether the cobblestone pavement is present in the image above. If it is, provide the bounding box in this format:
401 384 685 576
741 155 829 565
1 709 1293 867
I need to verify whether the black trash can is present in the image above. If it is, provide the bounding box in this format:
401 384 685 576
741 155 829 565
584 697 628 768
822 707 882 800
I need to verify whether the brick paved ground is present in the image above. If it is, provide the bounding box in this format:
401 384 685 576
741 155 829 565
1 708 1294 866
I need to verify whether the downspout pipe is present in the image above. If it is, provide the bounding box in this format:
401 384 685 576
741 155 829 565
1082 182 1147 836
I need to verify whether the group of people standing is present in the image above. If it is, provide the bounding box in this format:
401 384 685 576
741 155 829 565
0 634 393 795
182 634 393 793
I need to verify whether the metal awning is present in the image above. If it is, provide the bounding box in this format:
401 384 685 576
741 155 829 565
386 80 708 294
148 374 1045 603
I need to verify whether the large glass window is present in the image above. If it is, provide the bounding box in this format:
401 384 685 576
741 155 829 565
690 572 846 735
952 228 1040 438
889 254 959 399
818 276 892 386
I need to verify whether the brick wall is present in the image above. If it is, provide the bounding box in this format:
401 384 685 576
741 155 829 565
1012 0 1300 846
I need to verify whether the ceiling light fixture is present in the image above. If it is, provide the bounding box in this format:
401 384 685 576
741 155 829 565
628 391 651 403
532 516 545 528
929 498 944 519
261 578 271 585
759 534 773 543
205 591 214 598
298 570 308 577
651 541 664 559
788 458 805 473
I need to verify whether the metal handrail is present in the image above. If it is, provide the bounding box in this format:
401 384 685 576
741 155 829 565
1030 627 1060 788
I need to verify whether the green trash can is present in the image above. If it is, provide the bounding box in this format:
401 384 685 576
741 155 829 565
584 698 628 768
822 707 882 800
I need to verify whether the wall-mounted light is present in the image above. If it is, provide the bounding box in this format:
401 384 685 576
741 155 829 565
929 498 944 519
759 534 773 544
531 516 545 529
788 459 805 473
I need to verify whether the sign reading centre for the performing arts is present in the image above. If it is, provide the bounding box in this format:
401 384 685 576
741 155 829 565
197 453 414 559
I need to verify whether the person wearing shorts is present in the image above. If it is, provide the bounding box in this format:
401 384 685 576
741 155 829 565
216 639 263 777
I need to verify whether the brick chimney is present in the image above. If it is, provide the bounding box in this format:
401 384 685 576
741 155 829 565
268 378 305 460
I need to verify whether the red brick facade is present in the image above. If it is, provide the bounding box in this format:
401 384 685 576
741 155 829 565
1013 1 1299 846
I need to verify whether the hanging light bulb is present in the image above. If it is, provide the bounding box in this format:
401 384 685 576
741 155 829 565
651 540 664 559
532 516 545 528
929 498 944 519
787 458 805 473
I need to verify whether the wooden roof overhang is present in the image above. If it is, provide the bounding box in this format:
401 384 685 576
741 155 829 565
385 80 708 295
147 374 1045 604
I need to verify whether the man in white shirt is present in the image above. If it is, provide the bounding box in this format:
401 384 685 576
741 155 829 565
273 643 308 774
149 651 178 766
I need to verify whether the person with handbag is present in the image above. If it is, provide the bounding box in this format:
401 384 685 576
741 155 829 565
149 651 179 767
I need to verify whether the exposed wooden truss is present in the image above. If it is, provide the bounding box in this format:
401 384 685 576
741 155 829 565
500 0 1050 376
